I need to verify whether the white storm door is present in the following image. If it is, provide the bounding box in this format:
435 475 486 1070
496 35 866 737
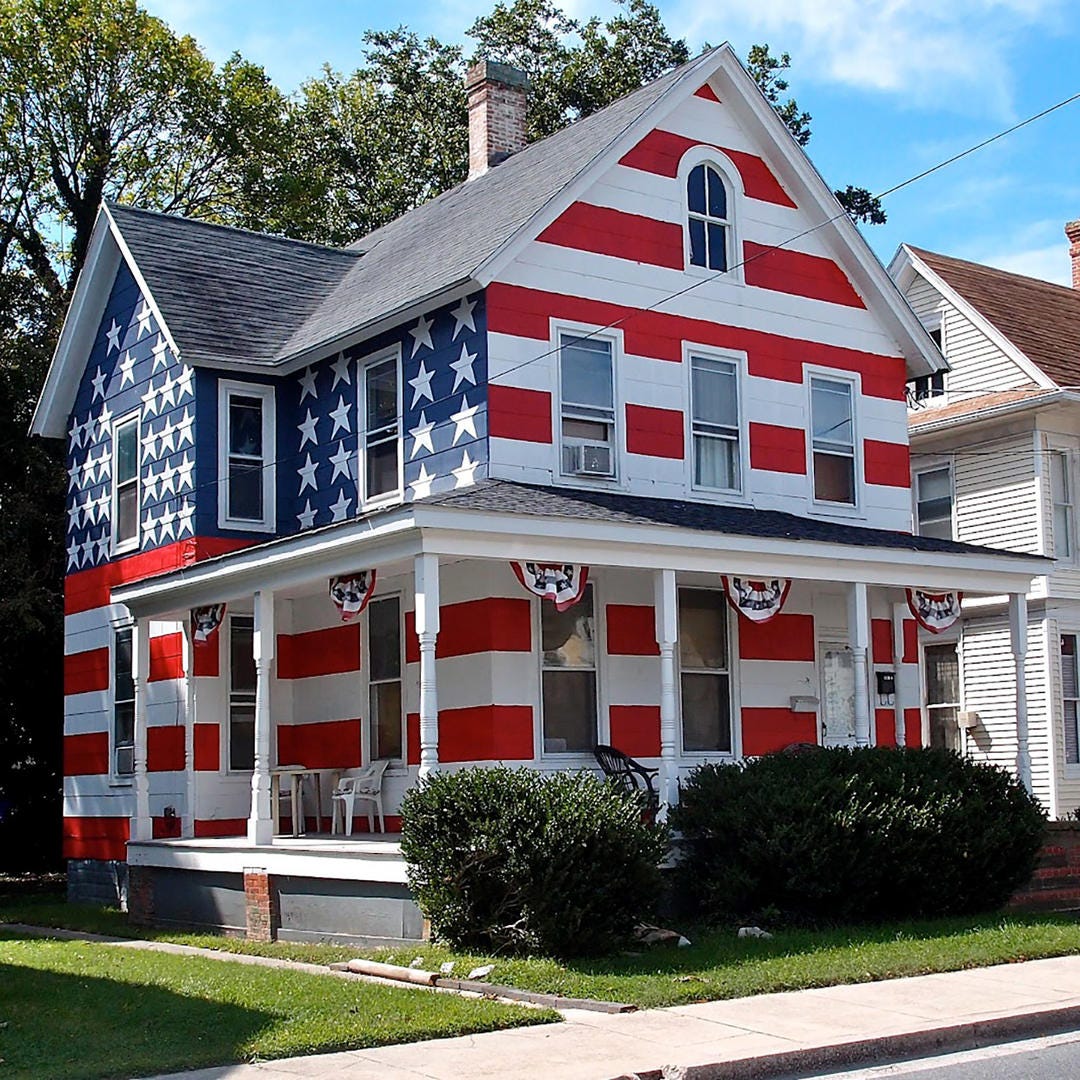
820 642 856 748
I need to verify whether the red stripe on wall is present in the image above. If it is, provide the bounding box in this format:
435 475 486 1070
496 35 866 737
438 705 534 762
618 129 797 208
194 818 246 838
486 283 906 401
147 726 184 772
149 633 183 682
606 605 660 656
742 707 816 756
875 708 898 748
277 624 362 680
537 202 683 269
64 647 110 696
694 83 720 102
193 723 219 772
904 707 923 747
743 242 865 309
63 732 110 776
871 619 894 665
64 537 253 615
609 705 661 758
152 814 182 839
902 619 919 664
739 613 815 661
406 713 420 766
625 403 685 459
749 422 807 474
487 384 552 444
278 719 362 769
63 816 129 861
404 597 532 663
864 439 912 489
194 635 219 678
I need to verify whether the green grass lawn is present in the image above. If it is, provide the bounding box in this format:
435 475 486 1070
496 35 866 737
5 891 1080 1011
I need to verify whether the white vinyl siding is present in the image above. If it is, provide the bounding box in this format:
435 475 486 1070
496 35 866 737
952 435 1040 553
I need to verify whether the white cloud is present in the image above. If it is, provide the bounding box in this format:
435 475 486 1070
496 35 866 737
976 244 1071 285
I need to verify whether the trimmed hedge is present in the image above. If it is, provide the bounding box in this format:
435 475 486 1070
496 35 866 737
400 766 668 957
670 747 1046 925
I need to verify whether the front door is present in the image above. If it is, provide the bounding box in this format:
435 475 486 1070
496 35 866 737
819 642 857 747
924 643 960 750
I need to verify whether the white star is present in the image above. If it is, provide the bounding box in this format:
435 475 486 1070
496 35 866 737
67 460 81 492
175 453 194 492
330 352 352 390
157 417 176 457
66 536 80 569
68 414 84 450
151 333 169 369
298 365 318 403
174 365 194 401
177 499 195 537
408 313 434 356
175 408 194 448
408 360 435 407
329 441 352 483
95 402 113 441
158 373 176 411
95 532 110 562
452 449 479 489
409 411 435 459
142 508 158 546
297 453 318 494
91 366 106 401
451 295 477 340
329 488 352 523
105 319 121 353
142 423 159 462
158 506 176 543
119 351 136 388
80 454 99 488
80 536 95 567
141 377 159 418
143 464 160 503
77 493 94 527
159 460 177 497
451 395 478 445
450 343 477 391
298 409 318 449
137 302 154 339
94 490 110 523
296 499 317 530
329 395 352 437
97 448 111 480
410 463 435 499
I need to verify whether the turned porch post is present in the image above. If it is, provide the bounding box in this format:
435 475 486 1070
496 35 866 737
848 582 871 746
654 569 679 818
248 589 275 845
1010 591 1032 791
130 615 152 842
415 554 441 779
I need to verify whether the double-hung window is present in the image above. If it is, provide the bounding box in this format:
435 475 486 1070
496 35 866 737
363 355 400 502
113 627 135 777
228 616 256 771
690 355 740 491
1063 634 1080 765
1052 451 1074 560
915 466 953 539
678 589 732 753
367 596 403 759
687 163 730 271
560 335 615 478
218 383 274 530
925 642 960 752
810 377 856 505
541 585 598 753
113 415 140 553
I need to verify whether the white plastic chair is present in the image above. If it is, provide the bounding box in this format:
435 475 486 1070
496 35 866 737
331 760 390 835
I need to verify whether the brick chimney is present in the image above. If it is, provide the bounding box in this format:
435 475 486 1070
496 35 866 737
465 60 528 181
1067 220 1080 289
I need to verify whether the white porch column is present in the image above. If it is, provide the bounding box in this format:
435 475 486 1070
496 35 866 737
653 569 679 818
891 601 908 747
248 589 275 845
130 616 152 842
1010 591 1032 791
415 554 441 779
181 618 197 839
848 582 871 746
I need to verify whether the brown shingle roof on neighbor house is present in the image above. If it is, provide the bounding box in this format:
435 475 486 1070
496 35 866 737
910 246 1080 388
908 385 1054 428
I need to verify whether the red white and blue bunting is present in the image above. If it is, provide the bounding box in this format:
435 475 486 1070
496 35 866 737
906 588 962 634
190 603 226 643
721 576 792 624
511 562 590 611
329 570 377 622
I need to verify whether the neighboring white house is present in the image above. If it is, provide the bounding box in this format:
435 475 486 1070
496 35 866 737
890 231 1080 817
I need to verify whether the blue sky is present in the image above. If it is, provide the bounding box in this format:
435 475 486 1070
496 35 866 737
146 0 1080 284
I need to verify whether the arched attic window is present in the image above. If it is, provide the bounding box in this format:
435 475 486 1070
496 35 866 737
687 162 731 272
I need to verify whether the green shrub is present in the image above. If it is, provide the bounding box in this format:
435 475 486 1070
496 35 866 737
400 766 668 957
670 747 1046 925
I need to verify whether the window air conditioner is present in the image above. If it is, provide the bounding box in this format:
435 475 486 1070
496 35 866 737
566 442 613 477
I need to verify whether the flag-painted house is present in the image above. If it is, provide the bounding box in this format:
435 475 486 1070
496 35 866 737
32 45 1045 942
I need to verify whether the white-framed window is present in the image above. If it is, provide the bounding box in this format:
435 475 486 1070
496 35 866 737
559 333 616 479
1052 451 1074 561
112 412 140 554
810 375 857 506
915 465 953 540
228 615 256 772
112 626 135 778
686 162 731 272
1062 634 1080 765
361 349 402 505
367 595 403 760
540 584 598 754
924 642 960 752
217 381 275 531
678 588 732 753
908 370 945 406
690 353 741 492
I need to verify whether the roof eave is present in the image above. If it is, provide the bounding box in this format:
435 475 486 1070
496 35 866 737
908 389 1074 436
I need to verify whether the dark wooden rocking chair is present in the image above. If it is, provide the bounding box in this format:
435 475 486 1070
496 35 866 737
593 744 660 823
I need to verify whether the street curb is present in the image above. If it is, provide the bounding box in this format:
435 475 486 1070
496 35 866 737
620 1002 1080 1080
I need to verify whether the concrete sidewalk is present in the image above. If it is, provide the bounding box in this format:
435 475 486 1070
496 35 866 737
152 954 1080 1080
